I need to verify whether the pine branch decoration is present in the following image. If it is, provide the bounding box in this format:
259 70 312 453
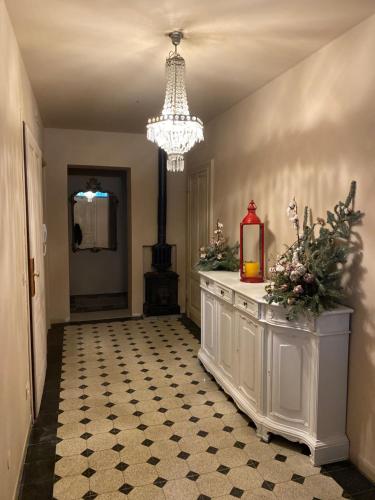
265 181 364 320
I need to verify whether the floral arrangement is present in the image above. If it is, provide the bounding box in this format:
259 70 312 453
265 181 363 320
196 220 240 271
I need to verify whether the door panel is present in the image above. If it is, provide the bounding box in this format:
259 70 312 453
238 314 260 408
269 327 311 428
187 162 213 326
202 291 216 362
217 300 236 384
24 124 47 415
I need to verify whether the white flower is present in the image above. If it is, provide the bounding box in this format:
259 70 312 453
288 200 296 210
276 264 285 273
217 222 224 229
200 253 206 259
217 253 223 260
269 266 276 274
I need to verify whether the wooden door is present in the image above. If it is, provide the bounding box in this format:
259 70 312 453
24 124 47 415
187 161 213 326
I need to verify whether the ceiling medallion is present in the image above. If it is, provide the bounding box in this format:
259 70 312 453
146 31 204 172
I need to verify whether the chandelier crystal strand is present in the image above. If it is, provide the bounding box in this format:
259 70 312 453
146 32 204 172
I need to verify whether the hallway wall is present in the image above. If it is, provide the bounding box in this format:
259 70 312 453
188 14 375 480
43 128 187 321
0 1 43 499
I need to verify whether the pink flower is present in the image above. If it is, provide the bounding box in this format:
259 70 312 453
293 285 304 295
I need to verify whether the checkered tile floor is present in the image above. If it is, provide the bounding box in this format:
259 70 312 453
54 317 345 499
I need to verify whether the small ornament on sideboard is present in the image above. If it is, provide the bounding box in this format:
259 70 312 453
265 181 364 320
240 200 265 283
196 220 239 271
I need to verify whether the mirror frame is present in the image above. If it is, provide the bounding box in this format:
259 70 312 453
70 177 119 253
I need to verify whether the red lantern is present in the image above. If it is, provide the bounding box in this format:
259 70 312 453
240 200 265 283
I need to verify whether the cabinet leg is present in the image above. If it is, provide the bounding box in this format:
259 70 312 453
256 425 271 443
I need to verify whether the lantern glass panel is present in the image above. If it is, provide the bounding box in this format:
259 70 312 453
242 225 261 279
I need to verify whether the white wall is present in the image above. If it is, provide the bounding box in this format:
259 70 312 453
188 15 375 480
0 1 43 499
43 128 187 321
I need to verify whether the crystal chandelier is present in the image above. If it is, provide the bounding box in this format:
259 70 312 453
147 31 204 172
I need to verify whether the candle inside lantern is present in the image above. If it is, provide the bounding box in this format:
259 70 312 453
244 261 260 278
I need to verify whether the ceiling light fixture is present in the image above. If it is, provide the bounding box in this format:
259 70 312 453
146 31 204 172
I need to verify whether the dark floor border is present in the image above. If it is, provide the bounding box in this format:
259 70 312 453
18 324 64 500
18 317 375 500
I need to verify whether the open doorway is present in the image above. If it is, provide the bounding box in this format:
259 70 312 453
68 166 130 320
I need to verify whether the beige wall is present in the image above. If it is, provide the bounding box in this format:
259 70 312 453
43 128 186 321
0 1 43 499
188 15 375 480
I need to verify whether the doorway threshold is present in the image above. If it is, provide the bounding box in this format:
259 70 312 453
69 308 131 322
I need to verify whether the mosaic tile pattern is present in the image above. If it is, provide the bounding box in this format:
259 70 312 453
54 317 347 499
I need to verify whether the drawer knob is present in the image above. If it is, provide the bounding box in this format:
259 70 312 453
243 301 247 307
221 290 224 296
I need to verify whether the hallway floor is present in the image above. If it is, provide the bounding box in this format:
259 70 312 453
24 317 373 499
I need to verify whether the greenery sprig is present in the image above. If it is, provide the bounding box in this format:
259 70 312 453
265 181 363 320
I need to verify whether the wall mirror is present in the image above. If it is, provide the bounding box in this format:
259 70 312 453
71 177 118 252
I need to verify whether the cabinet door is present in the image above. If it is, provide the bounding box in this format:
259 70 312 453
217 300 236 384
237 313 260 409
201 291 217 362
268 327 311 429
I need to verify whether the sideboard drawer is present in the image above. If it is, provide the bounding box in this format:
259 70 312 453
200 277 215 293
214 283 233 304
234 293 260 319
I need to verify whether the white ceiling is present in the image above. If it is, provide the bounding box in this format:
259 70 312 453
6 0 375 133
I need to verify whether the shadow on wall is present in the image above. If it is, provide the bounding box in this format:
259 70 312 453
189 15 375 478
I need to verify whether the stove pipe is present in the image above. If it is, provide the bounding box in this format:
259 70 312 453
152 149 172 271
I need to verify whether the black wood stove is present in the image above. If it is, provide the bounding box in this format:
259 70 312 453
143 149 180 316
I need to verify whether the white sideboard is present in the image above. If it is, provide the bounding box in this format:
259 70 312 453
198 271 352 466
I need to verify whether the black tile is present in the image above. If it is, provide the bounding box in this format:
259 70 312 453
21 459 55 485
291 473 305 484
262 480 275 491
206 446 218 455
274 453 287 462
142 439 154 447
325 466 375 496
19 480 53 500
115 462 129 471
234 441 246 450
170 434 182 442
119 483 134 494
28 424 58 445
217 464 230 475
186 470 200 481
197 495 211 500
247 459 259 469
147 456 160 466
25 442 56 463
197 430 208 438
230 487 244 498
82 468 96 478
152 477 166 488
177 451 190 460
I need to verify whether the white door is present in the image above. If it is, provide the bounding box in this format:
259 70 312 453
24 124 47 415
217 300 236 384
201 290 216 362
268 326 311 430
187 161 213 326
237 313 261 409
